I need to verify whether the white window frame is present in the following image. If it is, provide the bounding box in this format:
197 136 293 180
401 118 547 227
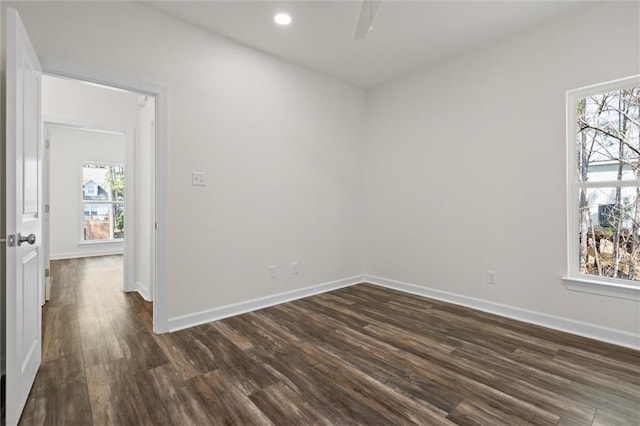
81 162 125 243
563 75 640 301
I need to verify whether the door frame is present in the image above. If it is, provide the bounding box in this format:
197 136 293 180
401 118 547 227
43 120 135 294
40 58 169 333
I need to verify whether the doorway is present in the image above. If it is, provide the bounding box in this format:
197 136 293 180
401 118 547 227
40 61 169 334
42 74 157 316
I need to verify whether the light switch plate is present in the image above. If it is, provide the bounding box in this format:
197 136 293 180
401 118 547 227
192 171 206 186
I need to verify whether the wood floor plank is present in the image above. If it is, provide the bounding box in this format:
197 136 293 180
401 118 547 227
116 330 168 372
29 355 93 426
592 407 640 426
183 323 280 395
511 348 640 418
446 400 524 426
184 369 274 426
332 325 561 425
312 352 457 425
85 359 155 426
77 306 124 368
245 345 393 424
209 320 254 351
249 382 334 425
20 260 640 426
41 305 83 362
134 363 211 425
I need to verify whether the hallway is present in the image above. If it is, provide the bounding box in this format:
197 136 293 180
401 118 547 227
19 255 155 425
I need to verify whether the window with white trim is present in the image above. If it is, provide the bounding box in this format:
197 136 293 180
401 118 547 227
82 163 125 241
566 76 640 298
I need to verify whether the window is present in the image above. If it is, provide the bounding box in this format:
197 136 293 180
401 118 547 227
565 76 640 300
82 163 125 241
84 181 98 197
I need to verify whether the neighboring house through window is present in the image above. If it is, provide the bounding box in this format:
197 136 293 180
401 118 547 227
83 180 98 197
565 76 640 300
82 163 125 241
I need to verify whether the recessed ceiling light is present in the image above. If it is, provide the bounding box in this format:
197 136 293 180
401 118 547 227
274 13 292 26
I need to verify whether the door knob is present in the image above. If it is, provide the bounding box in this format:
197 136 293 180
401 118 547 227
17 233 36 246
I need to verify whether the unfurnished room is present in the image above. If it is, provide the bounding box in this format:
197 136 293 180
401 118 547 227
1 1 639 425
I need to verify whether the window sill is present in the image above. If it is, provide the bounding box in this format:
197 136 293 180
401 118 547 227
562 276 640 301
78 239 124 246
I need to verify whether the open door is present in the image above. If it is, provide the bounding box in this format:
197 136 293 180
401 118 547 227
4 7 43 426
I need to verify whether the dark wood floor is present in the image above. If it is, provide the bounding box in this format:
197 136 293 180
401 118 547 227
18 256 640 425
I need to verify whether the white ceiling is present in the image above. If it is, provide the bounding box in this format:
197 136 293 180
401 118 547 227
143 1 590 89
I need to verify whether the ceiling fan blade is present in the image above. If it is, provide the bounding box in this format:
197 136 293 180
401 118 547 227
354 0 381 40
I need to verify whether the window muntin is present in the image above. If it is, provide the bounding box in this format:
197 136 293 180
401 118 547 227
568 77 640 285
82 163 125 241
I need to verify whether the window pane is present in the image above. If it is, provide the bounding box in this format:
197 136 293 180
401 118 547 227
82 163 125 241
83 202 113 241
576 87 640 183
577 187 640 281
113 203 124 239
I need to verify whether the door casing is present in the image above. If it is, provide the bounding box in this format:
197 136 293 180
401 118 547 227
39 59 169 334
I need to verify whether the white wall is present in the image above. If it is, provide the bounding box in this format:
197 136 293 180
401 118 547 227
42 75 140 130
364 2 640 334
12 1 366 319
47 125 125 258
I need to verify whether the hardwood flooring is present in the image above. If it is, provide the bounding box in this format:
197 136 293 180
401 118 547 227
18 256 640 425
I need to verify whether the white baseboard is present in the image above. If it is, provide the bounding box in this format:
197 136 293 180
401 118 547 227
50 249 123 260
167 275 366 332
166 272 638 350
135 281 152 302
363 275 640 351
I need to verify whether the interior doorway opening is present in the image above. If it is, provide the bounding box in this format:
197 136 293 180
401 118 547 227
42 74 157 309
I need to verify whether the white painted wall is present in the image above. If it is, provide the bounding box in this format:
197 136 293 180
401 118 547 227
12 1 366 319
42 75 139 130
47 125 125 258
364 2 640 334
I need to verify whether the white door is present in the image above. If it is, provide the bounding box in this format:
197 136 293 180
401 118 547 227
5 8 43 426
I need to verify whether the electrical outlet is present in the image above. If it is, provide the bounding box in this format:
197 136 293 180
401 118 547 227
292 262 299 275
487 271 496 285
192 171 206 186
269 266 277 279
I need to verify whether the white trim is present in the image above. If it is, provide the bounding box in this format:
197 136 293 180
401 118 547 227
50 249 123 260
363 275 640 350
563 276 640 301
78 240 124 246
575 180 640 189
135 281 152 302
40 57 169 333
568 75 640 99
124 129 135 292
167 275 365 332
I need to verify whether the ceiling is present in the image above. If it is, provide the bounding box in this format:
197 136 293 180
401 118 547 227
143 1 591 89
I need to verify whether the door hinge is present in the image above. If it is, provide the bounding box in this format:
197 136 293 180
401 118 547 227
45 139 50 149
45 204 50 213
45 268 50 277
0 235 16 247
155 222 159 230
